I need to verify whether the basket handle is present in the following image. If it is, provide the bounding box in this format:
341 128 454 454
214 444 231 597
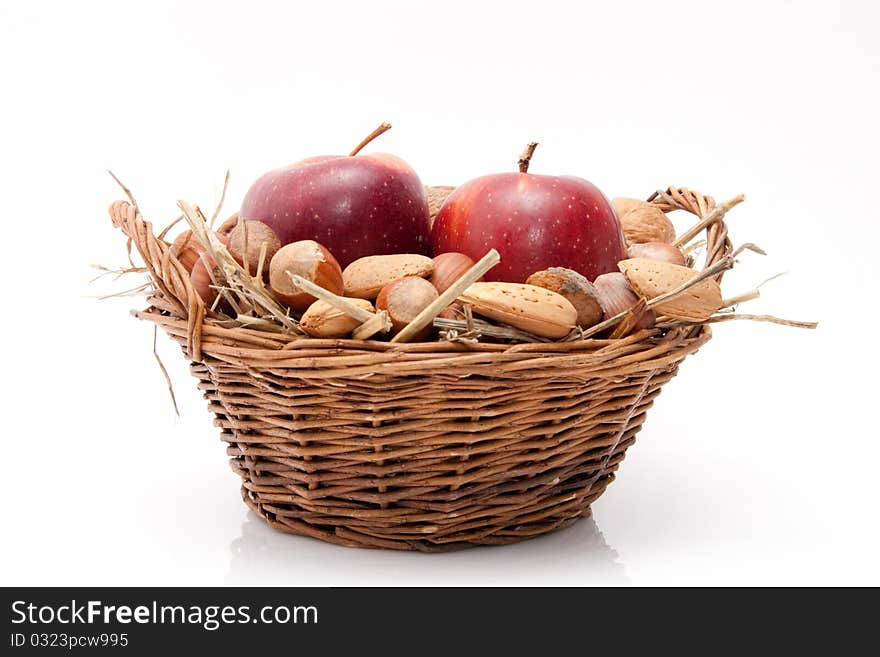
108 200 206 361
645 187 737 281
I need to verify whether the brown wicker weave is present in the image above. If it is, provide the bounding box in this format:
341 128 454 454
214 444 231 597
108 186 729 551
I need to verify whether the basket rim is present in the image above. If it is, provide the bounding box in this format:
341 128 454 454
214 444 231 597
135 306 711 381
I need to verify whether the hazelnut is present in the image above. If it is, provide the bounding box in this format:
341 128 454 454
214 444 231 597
170 230 202 273
376 276 439 340
593 272 655 329
269 240 344 311
627 242 686 266
300 298 376 338
188 232 230 306
227 220 281 278
430 252 477 294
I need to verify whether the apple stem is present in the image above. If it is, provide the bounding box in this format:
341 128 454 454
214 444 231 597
518 141 539 173
350 122 392 156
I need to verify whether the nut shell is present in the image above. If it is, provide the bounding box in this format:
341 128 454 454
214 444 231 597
526 267 603 329
438 302 466 321
170 230 202 273
611 197 645 219
612 198 676 245
300 298 375 338
186 232 230 305
269 240 344 310
228 220 281 278
458 282 577 339
430 252 477 294
376 276 439 340
216 214 240 235
627 242 686 266
426 186 455 228
618 258 722 321
171 229 231 275
343 254 433 299
190 256 217 305
593 272 655 329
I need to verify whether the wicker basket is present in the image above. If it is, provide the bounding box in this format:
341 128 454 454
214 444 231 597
109 186 729 551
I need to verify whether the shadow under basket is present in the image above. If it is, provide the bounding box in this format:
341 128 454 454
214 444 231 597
109 186 726 552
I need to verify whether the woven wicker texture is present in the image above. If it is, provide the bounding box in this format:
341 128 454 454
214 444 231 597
109 186 728 551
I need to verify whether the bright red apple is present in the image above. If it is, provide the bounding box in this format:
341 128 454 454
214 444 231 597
240 123 430 268
430 143 627 283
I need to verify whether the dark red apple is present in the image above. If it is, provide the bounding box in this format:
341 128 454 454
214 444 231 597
430 143 627 283
240 124 430 268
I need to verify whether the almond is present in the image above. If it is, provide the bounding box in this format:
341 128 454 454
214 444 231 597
526 267 603 328
300 298 375 338
618 258 722 321
458 282 577 339
343 254 434 299
612 197 676 245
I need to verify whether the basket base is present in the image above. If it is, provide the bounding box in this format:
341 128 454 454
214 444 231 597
240 475 613 552
186 326 703 552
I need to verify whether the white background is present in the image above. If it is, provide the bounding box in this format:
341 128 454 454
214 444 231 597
1 0 878 586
